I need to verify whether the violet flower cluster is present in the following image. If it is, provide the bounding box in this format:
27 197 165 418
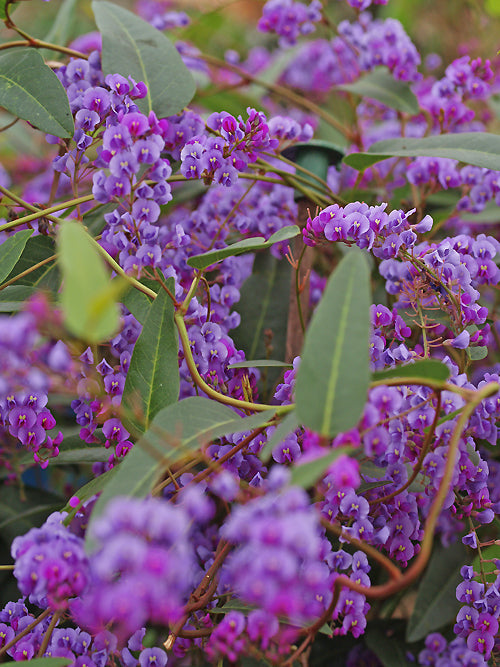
257 0 323 47
4 0 500 664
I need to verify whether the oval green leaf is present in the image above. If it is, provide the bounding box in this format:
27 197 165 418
295 249 371 437
227 359 292 370
16 659 72 667
187 225 300 270
0 49 73 137
372 358 450 382
406 542 466 642
57 220 121 343
336 68 420 115
472 544 500 583
92 0 195 117
122 278 179 433
365 621 414 667
232 251 292 393
0 229 33 284
343 132 500 172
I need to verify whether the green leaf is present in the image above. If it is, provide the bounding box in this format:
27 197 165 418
0 48 73 137
92 0 195 117
138 397 273 463
86 398 273 550
232 251 292 391
336 68 419 115
290 448 351 488
0 285 33 311
467 346 488 361
227 359 293 370
259 411 299 462
472 544 500 583
48 447 110 465
40 0 77 61
0 0 8 20
121 285 154 325
372 359 450 382
61 467 118 515
406 542 466 642
58 220 121 343
187 225 299 269
295 250 371 437
0 229 33 284
17 659 72 667
122 279 179 433
343 133 500 172
282 140 345 189
458 201 500 224
0 486 63 542
365 621 414 667
2 235 59 293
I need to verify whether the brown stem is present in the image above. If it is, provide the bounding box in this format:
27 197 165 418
196 53 352 139
164 541 232 650
0 608 51 657
369 392 442 506
331 382 499 601
37 610 61 657
191 426 268 485
322 519 402 582
175 628 212 638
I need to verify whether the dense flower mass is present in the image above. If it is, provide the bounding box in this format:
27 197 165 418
2 0 500 665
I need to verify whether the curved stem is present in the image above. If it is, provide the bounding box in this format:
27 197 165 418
175 311 293 414
254 158 337 205
89 237 158 300
370 376 477 400
322 519 402 582
333 381 500 601
264 151 338 201
192 425 268 485
0 253 57 291
0 38 87 60
197 53 352 139
0 195 95 233
164 540 232 650
179 272 203 315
